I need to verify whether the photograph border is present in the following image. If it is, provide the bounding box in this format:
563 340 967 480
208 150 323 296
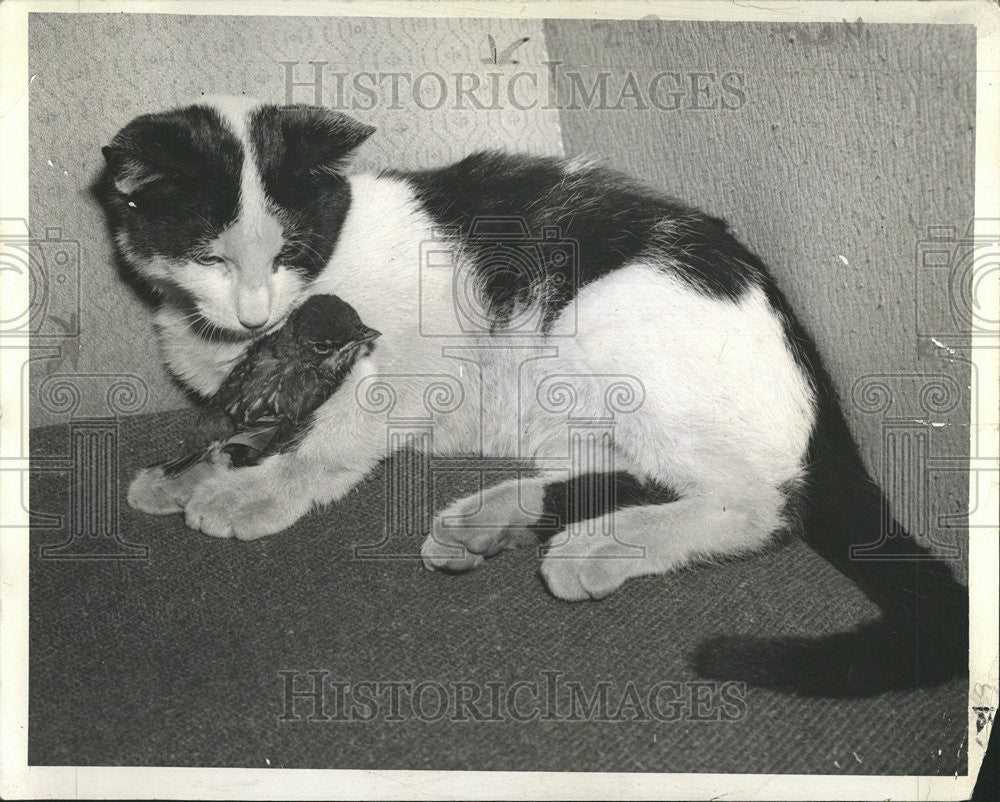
1 1 997 799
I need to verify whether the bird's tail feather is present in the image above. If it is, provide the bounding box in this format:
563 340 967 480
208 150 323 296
159 446 213 478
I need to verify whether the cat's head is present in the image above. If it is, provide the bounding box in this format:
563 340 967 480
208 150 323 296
100 96 375 337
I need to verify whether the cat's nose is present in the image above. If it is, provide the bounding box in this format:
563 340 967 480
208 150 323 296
236 285 271 329
239 315 267 330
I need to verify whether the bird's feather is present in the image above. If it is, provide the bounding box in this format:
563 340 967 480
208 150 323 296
160 447 214 478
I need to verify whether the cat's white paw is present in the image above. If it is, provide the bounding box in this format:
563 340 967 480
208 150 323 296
420 492 532 572
127 467 184 515
128 459 228 515
540 529 646 601
184 470 306 540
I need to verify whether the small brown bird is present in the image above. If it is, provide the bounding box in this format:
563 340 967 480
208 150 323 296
160 294 380 475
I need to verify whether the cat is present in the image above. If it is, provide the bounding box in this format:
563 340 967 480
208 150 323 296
99 95 968 697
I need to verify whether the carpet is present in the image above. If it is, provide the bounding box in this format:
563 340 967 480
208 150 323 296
28 410 967 774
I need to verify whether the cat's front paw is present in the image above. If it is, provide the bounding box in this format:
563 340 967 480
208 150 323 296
128 467 185 515
540 529 645 601
128 458 228 515
184 469 307 540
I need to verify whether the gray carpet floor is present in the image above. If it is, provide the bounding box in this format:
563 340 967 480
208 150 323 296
28 410 967 774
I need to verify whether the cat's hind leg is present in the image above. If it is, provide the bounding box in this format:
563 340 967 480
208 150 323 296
540 482 787 601
420 463 661 572
420 473 554 572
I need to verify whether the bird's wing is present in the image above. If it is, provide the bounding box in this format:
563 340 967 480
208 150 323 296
219 352 285 425
216 356 253 420
219 339 340 431
266 364 336 424
221 419 283 455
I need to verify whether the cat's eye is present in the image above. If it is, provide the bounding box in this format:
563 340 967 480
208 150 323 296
274 246 297 268
194 254 225 266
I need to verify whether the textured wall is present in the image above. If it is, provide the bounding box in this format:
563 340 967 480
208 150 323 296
544 19 975 568
28 15 974 570
27 13 563 423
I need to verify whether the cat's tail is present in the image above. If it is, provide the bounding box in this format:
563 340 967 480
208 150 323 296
694 380 969 697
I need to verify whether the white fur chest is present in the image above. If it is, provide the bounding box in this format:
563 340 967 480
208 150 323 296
154 308 250 398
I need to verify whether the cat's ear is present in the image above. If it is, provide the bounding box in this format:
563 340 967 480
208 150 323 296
102 112 208 195
101 144 169 195
271 105 376 177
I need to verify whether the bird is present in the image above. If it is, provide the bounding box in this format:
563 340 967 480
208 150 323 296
159 293 381 476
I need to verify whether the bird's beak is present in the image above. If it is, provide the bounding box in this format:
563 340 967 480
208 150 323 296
335 327 382 359
356 326 381 344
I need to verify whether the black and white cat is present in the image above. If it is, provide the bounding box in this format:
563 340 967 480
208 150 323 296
100 96 967 696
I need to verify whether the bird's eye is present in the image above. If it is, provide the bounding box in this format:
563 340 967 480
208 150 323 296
313 343 334 354
194 254 225 266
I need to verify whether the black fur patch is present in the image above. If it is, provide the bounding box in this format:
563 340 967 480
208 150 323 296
532 472 679 541
100 105 242 262
248 105 374 279
390 151 766 331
